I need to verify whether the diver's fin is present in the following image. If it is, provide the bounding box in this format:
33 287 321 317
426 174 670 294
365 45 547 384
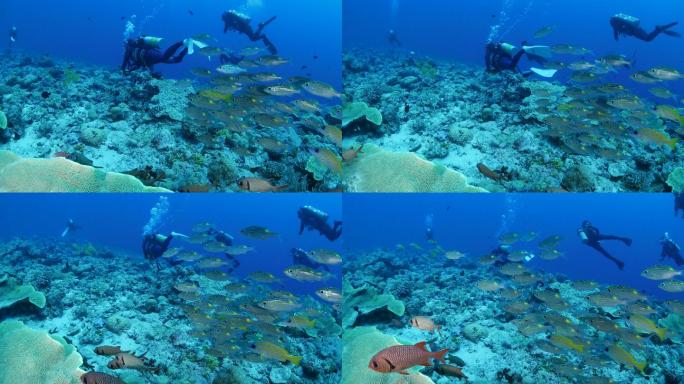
183 38 209 55
530 67 558 78
664 30 681 38
61 227 69 237
523 45 552 60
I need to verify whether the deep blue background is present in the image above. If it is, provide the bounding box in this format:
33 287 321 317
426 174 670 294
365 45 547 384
344 0 684 96
344 193 683 300
0 194 342 297
0 0 341 85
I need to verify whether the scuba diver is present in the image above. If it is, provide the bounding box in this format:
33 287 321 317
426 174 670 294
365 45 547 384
142 232 187 270
485 42 526 73
485 41 556 78
675 192 684 219
577 221 632 270
291 248 330 271
610 14 680 42
222 10 278 55
425 214 434 241
660 233 683 266
297 206 342 242
388 30 402 47
9 26 17 46
121 36 188 74
61 219 79 237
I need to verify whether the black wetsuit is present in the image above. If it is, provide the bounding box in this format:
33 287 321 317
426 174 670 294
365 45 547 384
426 228 434 241
610 15 679 42
291 248 330 271
388 31 402 47
122 38 188 73
485 42 526 73
142 234 173 262
222 11 278 55
578 222 631 270
662 238 684 266
297 206 342 242
675 192 684 219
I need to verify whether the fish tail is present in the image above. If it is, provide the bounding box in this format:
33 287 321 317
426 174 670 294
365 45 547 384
289 355 302 366
274 184 289 192
655 327 667 341
433 348 449 363
669 138 679 150
635 359 647 373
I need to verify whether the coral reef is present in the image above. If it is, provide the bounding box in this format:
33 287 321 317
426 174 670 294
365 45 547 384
0 53 341 191
342 326 435 384
0 274 45 310
0 236 340 383
343 244 684 384
344 144 487 192
0 320 85 384
667 167 684 193
342 282 406 328
0 150 169 192
343 48 682 192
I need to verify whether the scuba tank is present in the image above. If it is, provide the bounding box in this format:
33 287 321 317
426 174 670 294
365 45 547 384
500 43 517 56
578 228 588 241
141 36 164 48
615 13 640 28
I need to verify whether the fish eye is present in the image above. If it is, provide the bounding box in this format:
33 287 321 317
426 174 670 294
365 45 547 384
372 361 379 368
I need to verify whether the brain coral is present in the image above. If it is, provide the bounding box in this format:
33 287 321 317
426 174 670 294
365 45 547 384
344 145 487 192
0 151 170 192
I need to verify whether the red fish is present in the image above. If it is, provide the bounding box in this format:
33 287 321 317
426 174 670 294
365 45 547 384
54 151 71 158
369 341 448 375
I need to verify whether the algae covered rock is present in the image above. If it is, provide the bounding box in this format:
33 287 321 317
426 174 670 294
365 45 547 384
344 144 487 192
0 150 170 192
0 320 85 384
342 326 435 384
343 281 405 328
0 111 7 130
0 274 46 310
667 167 684 193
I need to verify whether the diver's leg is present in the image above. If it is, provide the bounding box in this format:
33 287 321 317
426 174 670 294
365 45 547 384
255 16 277 36
161 42 184 62
590 243 625 270
261 35 278 55
596 234 632 246
511 49 526 68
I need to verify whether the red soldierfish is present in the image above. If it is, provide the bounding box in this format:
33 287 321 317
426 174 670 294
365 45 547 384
369 341 449 375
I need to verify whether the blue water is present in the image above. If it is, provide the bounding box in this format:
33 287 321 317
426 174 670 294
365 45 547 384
1 0 341 85
0 194 342 297
344 0 684 95
344 193 683 300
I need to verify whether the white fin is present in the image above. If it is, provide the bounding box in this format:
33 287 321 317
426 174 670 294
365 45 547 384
530 67 558 78
523 45 552 59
